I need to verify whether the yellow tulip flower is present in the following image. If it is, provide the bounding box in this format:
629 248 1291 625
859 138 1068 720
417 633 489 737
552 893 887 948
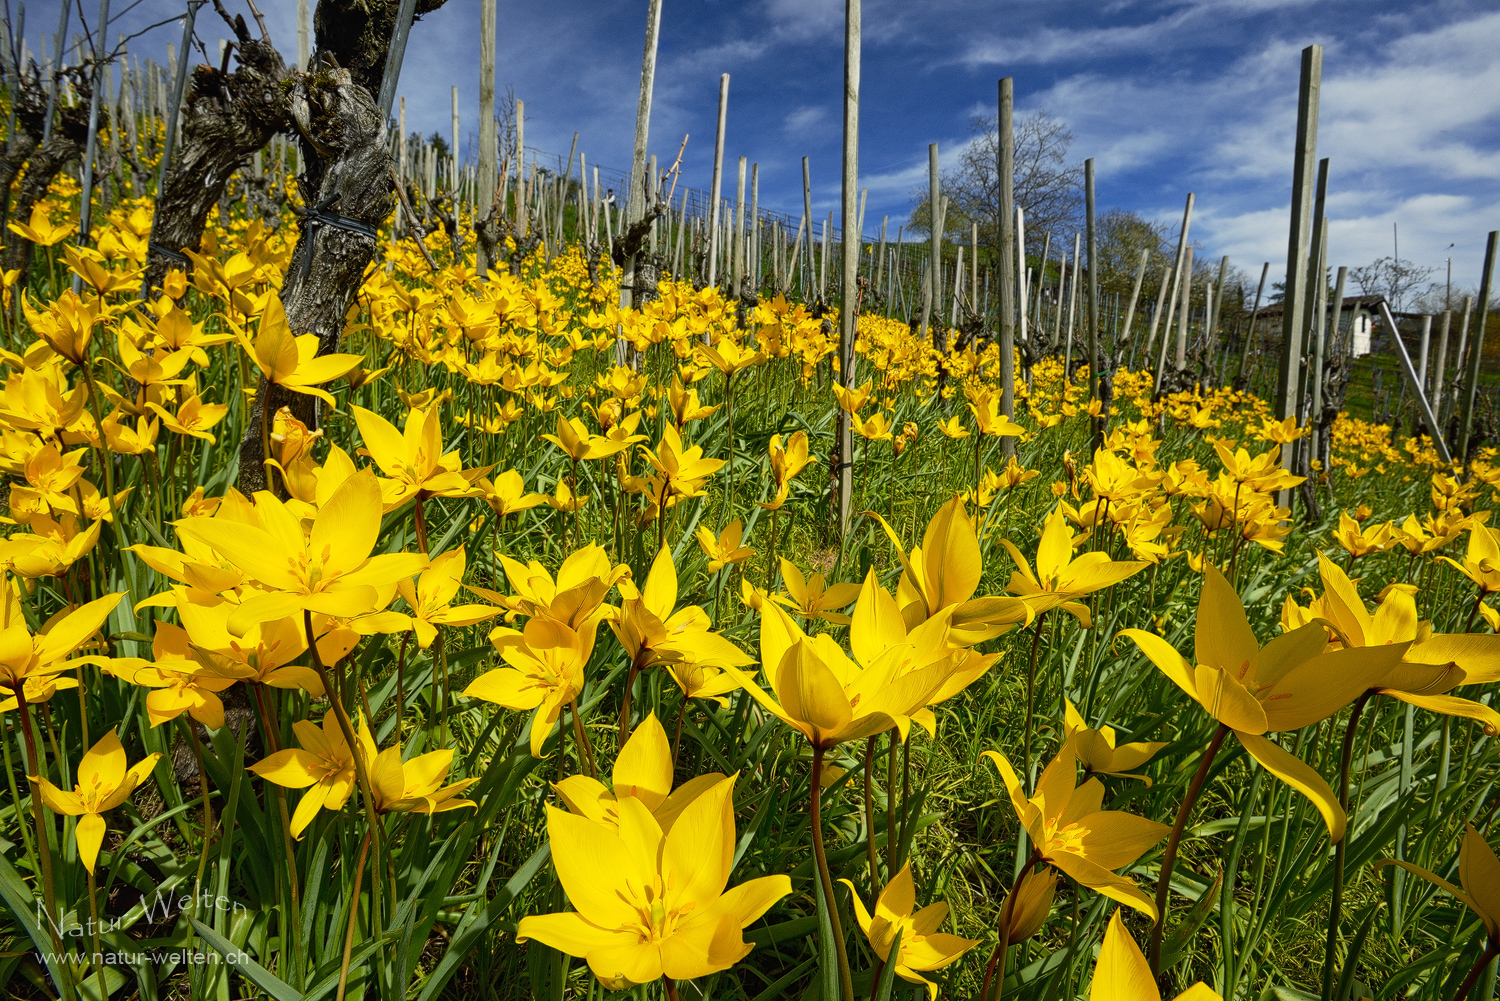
937 415 971 439
236 297 363 406
667 377 720 429
1001 506 1147 626
1064 699 1167 786
1088 910 1221 1001
393 546 500 648
838 863 980 998
7 205 75 247
722 600 952 749
467 544 628 630
773 559 861 624
758 431 812 511
111 620 247 728
476 469 548 517
610 544 752 735
853 410 896 442
364 725 477 816
248 709 358 837
147 393 229 443
1296 554 1500 732
833 379 874 415
968 396 1026 438
0 591 122 698
174 467 429 634
172 603 325 695
982 741 1171 920
1444 523 1500 594
872 495 1032 644
464 615 602 757
695 520 754 573
541 413 634 462
23 290 102 367
34 730 160 871
1121 565 1408 841
554 711 725 832
516 774 791 989
1331 511 1391 560
353 404 489 510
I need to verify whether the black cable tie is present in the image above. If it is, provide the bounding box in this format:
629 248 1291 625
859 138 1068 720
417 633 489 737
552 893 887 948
149 242 191 265
296 195 380 279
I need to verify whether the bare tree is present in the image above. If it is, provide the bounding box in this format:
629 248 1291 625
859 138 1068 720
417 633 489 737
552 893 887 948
1350 256 1436 313
909 110 1082 256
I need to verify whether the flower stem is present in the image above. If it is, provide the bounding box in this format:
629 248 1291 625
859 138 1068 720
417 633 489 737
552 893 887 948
304 609 385 937
16 688 73 1001
335 826 373 1001
1455 941 1500 1001
864 735 880 896
1021 612 1047 770
1321 691 1373 1001
86 867 108 1001
981 853 1042 1001
811 744 856 1001
1150 722 1229 975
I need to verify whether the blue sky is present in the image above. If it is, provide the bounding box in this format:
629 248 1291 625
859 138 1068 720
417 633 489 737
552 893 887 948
13 0 1500 288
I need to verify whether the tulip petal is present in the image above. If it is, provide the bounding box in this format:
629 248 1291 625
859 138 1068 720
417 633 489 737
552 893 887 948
545 805 638 928
613 712 673 812
1195 565 1258 675
516 911 636 956
1047 851 1159 923
1260 642 1407 731
1235 731 1345 842
76 812 106 873
1090 910 1161 1001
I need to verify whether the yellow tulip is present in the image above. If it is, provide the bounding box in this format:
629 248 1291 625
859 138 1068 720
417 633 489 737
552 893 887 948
695 520 754 572
1122 565 1408 840
982 741 1170 920
722 599 953 750
1088 910 1221 1001
363 724 477 816
1064 698 1167 785
0 591 122 697
34 730 160 871
1331 511 1391 560
872 495 1032 644
773 559 861 624
174 467 429 634
248 709 358 837
392 546 500 648
111 620 248 728
476 469 548 517
353 404 490 510
516 774 791 989
1001 506 1147 626
7 205 75 247
838 863 980 998
541 412 634 462
464 615 602 757
554 712 725 832
236 297 363 406
467 544 628 630
1304 553 1500 732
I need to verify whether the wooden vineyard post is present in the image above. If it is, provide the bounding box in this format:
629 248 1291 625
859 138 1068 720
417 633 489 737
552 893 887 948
997 78 1017 458
1459 232 1499 464
615 0 663 362
1117 249 1148 358
1153 193 1193 394
706 72 729 292
920 143 939 343
1275 44 1322 495
833 0 860 532
1085 157 1102 448
477 0 496 276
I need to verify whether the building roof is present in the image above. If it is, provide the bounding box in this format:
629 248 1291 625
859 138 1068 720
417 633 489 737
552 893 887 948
1253 294 1387 319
